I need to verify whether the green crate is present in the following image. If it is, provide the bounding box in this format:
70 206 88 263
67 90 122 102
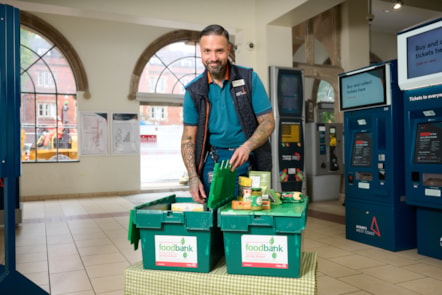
128 161 236 273
133 195 224 273
218 199 308 278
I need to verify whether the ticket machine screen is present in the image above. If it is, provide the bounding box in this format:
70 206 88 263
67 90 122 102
351 132 372 167
414 121 442 164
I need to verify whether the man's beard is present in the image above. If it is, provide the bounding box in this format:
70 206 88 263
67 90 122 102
206 61 226 80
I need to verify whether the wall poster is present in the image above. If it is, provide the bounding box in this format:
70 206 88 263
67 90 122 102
79 112 109 155
112 113 139 155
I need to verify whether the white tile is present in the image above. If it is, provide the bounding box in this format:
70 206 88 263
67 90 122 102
50 270 92 294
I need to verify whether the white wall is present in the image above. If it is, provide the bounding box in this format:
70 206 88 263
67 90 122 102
371 31 398 61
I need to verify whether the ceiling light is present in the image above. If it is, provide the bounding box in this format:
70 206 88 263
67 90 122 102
393 0 403 10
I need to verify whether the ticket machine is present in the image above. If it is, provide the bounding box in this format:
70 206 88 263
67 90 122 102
398 17 442 259
305 123 344 201
269 66 305 193
340 60 416 251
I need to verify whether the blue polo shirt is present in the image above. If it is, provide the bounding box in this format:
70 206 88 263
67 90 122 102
183 69 272 148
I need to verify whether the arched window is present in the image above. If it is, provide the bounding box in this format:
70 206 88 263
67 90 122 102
129 29 235 102
20 12 89 162
139 40 204 95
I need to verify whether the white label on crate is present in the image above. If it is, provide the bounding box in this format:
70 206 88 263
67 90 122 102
154 235 198 268
241 235 288 268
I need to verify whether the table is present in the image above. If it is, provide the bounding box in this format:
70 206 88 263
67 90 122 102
124 252 317 295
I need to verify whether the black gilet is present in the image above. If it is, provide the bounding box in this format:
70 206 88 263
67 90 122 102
185 63 272 176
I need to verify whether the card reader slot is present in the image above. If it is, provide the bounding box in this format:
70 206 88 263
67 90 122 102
422 173 442 186
356 172 373 181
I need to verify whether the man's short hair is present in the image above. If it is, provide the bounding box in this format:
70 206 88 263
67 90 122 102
199 24 229 42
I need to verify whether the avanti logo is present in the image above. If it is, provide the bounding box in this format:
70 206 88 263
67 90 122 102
355 216 381 237
370 216 381 237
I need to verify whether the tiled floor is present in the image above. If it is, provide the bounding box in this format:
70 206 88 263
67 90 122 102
1 191 441 294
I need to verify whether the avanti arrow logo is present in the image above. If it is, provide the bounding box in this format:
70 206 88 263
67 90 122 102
370 216 381 237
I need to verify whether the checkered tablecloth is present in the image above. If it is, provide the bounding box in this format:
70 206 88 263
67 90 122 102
124 252 317 295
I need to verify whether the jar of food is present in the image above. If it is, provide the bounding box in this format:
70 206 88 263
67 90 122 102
250 188 262 210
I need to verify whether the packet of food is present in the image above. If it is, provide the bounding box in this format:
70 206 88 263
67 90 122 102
281 191 304 203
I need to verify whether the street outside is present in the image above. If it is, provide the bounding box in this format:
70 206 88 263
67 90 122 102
140 124 186 184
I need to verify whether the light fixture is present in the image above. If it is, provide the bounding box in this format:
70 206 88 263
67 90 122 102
393 0 403 10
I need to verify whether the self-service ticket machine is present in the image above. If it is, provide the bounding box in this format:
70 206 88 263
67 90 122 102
305 123 344 201
398 17 442 259
340 60 416 251
269 66 305 193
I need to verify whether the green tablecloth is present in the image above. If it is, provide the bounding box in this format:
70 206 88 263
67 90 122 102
124 252 317 295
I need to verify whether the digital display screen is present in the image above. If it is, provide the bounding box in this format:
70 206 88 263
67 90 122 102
406 26 442 79
339 65 389 111
397 18 442 90
414 122 442 164
351 132 372 167
281 122 300 143
278 70 303 116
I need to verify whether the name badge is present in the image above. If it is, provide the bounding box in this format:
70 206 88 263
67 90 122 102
232 79 245 87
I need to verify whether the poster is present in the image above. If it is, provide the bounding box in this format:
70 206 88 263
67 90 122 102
112 113 139 154
79 112 109 155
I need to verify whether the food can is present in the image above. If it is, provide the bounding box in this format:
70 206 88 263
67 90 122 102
250 187 262 210
238 176 252 200
243 188 252 202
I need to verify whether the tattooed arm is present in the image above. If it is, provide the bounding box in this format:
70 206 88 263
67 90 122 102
181 125 207 203
229 111 275 170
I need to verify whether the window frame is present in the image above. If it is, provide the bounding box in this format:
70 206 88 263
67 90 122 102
20 12 89 163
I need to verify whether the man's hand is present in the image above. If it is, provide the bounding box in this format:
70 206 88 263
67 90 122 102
229 145 250 171
189 177 207 203
229 112 275 171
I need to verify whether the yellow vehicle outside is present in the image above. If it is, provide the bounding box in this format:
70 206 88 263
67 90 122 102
22 129 78 161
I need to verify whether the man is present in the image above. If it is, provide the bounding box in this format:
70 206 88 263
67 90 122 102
181 24 275 203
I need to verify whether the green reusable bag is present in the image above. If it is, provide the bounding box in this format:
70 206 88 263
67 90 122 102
207 160 237 209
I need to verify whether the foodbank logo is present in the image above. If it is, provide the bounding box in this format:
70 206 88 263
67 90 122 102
245 237 283 259
159 237 194 259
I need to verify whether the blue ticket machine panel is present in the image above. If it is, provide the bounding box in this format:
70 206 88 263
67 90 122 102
398 17 442 259
398 17 442 210
403 85 442 209
340 61 416 251
269 66 304 192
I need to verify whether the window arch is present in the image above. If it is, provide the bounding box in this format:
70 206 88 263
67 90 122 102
129 29 236 101
20 12 89 162
129 30 200 101
21 12 89 97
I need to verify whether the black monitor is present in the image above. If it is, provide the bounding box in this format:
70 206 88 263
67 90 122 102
269 67 304 117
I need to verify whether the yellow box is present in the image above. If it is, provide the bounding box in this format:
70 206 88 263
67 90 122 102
171 202 205 212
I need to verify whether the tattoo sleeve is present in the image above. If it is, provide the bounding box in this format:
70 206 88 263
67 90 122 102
181 126 198 178
246 112 275 151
